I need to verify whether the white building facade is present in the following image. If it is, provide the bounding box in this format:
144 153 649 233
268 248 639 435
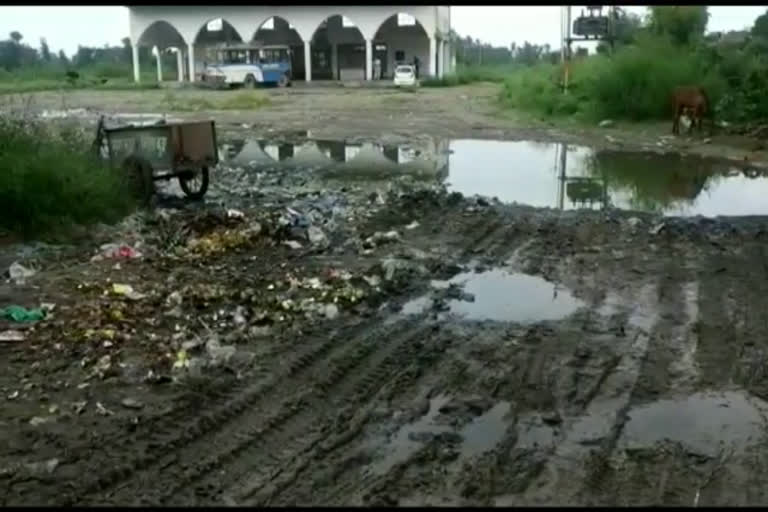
128 5 454 83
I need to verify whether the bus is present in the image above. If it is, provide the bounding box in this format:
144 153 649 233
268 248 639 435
201 44 292 88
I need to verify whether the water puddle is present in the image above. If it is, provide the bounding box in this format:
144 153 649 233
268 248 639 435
458 401 512 458
367 394 452 475
367 396 512 476
445 139 768 217
220 137 448 178
220 135 768 217
620 390 768 457
400 268 584 322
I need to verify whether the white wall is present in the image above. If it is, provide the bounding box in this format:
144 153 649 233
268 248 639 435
129 5 447 79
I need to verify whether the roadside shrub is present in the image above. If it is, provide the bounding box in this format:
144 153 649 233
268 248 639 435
500 35 729 122
0 115 135 237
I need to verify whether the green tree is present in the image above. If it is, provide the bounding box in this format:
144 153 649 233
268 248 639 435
647 6 709 46
9 31 22 44
751 9 768 39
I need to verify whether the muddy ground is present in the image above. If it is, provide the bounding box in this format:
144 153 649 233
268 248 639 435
3 84 768 506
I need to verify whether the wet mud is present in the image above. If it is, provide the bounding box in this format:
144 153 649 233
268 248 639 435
3 86 768 506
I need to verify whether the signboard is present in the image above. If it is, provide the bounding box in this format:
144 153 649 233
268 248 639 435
107 128 170 166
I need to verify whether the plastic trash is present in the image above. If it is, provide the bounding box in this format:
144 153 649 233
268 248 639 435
8 262 35 284
0 330 25 342
0 305 45 323
110 283 146 301
91 244 143 262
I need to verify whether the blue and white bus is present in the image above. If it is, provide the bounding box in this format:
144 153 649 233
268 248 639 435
202 44 293 88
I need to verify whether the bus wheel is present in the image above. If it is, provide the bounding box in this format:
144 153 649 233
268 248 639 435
244 74 257 89
278 74 289 88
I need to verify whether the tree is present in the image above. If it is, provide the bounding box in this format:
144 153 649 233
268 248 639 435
751 9 768 39
647 6 709 46
612 7 644 46
40 37 51 61
9 31 22 44
58 49 69 64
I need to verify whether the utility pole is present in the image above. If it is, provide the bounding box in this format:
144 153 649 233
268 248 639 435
563 5 572 94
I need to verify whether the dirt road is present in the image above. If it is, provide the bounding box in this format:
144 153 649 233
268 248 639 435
3 84 768 506
16 82 768 166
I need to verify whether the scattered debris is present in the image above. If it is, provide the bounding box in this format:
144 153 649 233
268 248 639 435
0 306 45 323
0 330 25 342
8 262 35 285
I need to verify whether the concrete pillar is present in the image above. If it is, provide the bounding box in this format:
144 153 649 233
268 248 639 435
156 48 163 82
436 40 443 78
365 39 372 81
428 37 436 77
187 43 195 82
330 43 338 80
131 44 140 83
304 40 312 82
176 48 184 81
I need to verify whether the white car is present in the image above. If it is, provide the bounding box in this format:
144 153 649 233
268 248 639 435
393 65 418 87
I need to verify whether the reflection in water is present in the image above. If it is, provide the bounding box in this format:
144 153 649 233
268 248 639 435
219 136 768 217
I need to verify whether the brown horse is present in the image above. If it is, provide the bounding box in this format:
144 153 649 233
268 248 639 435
671 86 711 136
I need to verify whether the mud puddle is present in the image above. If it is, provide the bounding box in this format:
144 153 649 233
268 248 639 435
620 390 768 457
365 395 512 476
400 267 584 322
219 137 447 178
447 139 768 217
221 135 768 217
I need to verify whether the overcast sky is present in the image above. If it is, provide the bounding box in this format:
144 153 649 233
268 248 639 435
0 5 764 56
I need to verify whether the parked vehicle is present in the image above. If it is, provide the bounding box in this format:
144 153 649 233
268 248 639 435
202 44 292 88
393 64 418 87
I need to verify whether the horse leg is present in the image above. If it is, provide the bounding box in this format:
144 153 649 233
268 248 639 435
672 104 680 135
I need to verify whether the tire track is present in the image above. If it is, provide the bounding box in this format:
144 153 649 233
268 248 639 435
70 317 401 504
102 318 439 505
233 332 451 506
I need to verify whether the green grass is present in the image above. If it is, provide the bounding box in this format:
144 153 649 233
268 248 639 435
0 115 136 238
0 66 165 94
498 36 735 123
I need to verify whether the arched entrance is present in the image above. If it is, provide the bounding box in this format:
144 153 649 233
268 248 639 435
311 15 365 81
373 13 431 80
135 20 187 82
191 18 244 81
252 17 305 79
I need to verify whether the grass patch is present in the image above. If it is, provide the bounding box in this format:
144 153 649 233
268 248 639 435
163 90 271 111
0 114 136 238
0 67 163 94
499 36 730 123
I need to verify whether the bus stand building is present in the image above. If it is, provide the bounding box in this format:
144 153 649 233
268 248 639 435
128 5 455 83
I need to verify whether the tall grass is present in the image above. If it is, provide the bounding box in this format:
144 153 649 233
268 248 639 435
500 36 734 122
0 113 136 237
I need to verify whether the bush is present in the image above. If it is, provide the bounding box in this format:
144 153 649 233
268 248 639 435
0 115 135 237
500 35 731 122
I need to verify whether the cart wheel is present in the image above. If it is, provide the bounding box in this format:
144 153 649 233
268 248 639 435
122 156 155 205
244 74 257 89
179 166 209 200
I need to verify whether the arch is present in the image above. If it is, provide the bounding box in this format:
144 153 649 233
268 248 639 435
251 16 303 46
137 20 186 50
251 16 305 80
311 14 366 80
372 12 431 80
193 18 244 46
